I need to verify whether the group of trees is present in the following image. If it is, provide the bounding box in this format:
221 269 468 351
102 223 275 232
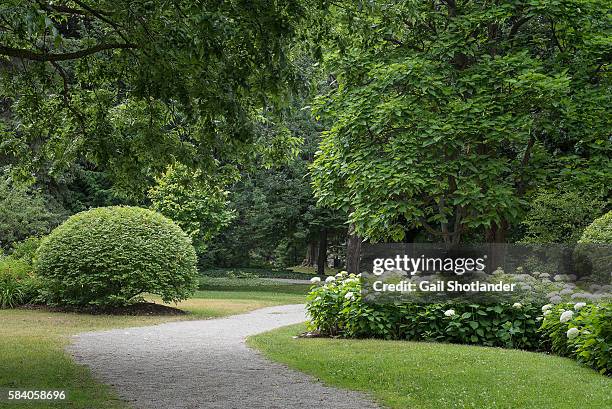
1 1 610 272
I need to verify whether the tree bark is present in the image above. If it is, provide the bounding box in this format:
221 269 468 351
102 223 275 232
317 229 328 276
346 223 361 274
303 241 318 267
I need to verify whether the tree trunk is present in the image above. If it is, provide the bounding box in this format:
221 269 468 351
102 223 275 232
346 223 361 274
485 220 508 243
303 241 318 267
485 220 508 272
317 229 328 276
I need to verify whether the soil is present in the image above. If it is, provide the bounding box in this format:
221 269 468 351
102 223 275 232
19 302 186 316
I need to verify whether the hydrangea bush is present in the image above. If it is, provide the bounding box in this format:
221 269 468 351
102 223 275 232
539 302 611 375
306 272 541 349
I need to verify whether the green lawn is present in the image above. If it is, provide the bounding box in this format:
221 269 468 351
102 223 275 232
0 290 305 409
249 324 612 409
198 276 311 294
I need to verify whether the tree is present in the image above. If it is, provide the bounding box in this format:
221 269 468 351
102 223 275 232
0 0 307 195
148 163 235 255
0 175 64 249
310 0 611 244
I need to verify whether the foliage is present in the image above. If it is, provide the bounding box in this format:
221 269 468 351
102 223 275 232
0 0 308 195
579 211 612 244
306 273 541 349
35 206 198 307
0 256 40 308
202 108 346 268
0 177 63 249
149 163 235 255
539 303 611 375
310 0 612 243
9 236 43 264
521 189 607 243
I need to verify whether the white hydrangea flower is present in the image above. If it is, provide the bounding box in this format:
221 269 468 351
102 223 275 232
543 310 551 316
512 302 522 309
310 277 321 283
444 309 456 317
344 291 355 300
549 295 562 303
536 316 543 321
542 304 553 312
560 310 574 323
566 327 579 339
574 302 586 310
325 276 336 283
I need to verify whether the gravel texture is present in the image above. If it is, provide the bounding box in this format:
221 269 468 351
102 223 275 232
68 304 379 409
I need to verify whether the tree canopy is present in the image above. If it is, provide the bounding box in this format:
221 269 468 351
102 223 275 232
1 0 306 194
310 0 611 243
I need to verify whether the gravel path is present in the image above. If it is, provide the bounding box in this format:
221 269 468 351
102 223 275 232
68 304 379 409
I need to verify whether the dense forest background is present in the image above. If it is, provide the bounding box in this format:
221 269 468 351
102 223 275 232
1 0 610 274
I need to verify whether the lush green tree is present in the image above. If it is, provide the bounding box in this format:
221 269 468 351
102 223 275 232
202 99 347 270
0 176 64 249
310 0 611 243
0 0 307 195
148 163 234 255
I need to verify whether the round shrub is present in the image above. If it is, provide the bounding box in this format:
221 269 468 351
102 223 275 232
575 211 611 281
35 206 198 307
579 211 612 244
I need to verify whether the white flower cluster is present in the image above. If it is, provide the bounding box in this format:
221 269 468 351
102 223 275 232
444 309 456 317
559 310 574 323
566 327 579 339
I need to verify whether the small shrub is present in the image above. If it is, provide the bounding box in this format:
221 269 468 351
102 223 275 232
578 211 612 244
540 302 611 375
0 257 40 308
35 206 198 307
575 211 612 281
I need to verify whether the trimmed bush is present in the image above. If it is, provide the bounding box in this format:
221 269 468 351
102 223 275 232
35 206 197 307
575 211 612 281
579 211 612 244
0 257 40 308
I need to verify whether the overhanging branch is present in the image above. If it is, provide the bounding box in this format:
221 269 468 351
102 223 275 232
0 43 137 62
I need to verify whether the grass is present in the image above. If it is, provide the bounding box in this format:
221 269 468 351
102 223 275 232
249 324 612 409
0 290 305 409
198 276 311 294
200 267 316 280
287 265 339 276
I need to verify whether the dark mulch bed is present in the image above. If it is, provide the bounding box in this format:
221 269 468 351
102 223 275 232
20 302 187 316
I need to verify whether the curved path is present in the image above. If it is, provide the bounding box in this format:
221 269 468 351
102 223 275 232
68 304 379 409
